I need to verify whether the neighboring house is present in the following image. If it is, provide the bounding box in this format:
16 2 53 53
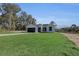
26 23 56 32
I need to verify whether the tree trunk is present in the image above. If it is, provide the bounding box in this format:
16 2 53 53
8 13 13 31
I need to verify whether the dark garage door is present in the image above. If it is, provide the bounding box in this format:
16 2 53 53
27 28 35 32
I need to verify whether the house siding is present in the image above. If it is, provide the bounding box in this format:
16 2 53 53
26 24 55 32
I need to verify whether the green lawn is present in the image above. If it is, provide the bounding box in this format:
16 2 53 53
0 31 25 34
0 32 79 56
0 32 18 34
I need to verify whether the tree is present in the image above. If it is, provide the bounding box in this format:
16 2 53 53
20 11 28 25
59 24 79 33
71 24 77 28
0 13 10 31
0 3 21 30
16 11 28 30
0 3 37 31
50 21 57 26
27 15 36 25
71 24 77 32
50 21 57 32
17 11 36 30
32 18 36 25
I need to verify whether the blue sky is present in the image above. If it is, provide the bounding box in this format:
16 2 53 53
18 3 79 27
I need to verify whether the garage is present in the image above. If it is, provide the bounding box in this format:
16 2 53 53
27 28 35 32
26 24 38 32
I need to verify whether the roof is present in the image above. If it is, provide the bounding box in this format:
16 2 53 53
26 24 54 28
36 23 57 26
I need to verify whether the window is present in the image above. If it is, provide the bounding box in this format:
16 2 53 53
49 27 52 31
38 27 41 32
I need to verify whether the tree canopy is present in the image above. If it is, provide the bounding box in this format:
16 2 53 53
0 3 36 31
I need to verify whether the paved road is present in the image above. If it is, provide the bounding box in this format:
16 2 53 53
62 33 79 47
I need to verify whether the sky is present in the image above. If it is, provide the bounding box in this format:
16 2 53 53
18 3 79 28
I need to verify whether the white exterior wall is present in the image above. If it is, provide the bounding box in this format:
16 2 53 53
52 26 55 32
41 26 43 32
46 26 49 32
26 24 55 32
35 26 38 33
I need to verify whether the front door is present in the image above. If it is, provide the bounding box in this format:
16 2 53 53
43 27 47 32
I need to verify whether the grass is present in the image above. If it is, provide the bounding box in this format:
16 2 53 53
0 32 79 56
0 31 26 34
0 32 16 34
0 32 17 34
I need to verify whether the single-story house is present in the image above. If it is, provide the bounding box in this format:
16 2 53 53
26 23 56 32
